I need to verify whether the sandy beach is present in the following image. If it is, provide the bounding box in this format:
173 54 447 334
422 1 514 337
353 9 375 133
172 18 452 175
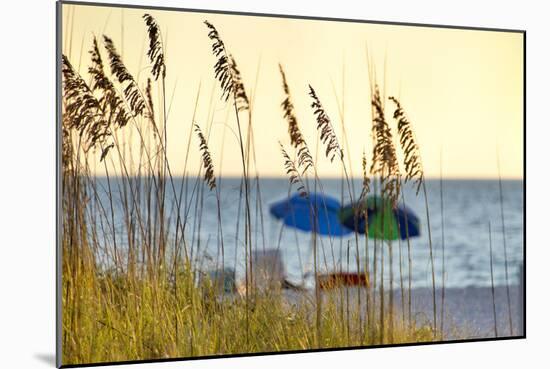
313 284 523 340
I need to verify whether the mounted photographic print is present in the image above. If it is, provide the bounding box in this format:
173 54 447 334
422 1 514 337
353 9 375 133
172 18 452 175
57 1 525 367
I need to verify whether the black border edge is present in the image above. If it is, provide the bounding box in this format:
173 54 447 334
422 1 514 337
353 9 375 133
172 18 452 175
59 336 525 368
522 29 526 339
56 1 527 368
58 0 526 34
56 1 63 368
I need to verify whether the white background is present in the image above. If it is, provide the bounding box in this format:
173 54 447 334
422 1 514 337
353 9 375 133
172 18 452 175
0 0 545 368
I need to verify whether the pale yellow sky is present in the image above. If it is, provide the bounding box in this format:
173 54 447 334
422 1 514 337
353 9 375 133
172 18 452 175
62 3 524 179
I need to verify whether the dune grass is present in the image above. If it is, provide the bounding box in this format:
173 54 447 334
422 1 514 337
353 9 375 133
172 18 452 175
60 13 460 365
62 258 437 364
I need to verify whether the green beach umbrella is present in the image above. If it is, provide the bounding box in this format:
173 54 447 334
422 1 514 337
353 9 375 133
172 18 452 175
339 195 421 240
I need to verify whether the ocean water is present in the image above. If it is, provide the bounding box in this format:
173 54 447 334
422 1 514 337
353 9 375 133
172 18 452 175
91 177 524 289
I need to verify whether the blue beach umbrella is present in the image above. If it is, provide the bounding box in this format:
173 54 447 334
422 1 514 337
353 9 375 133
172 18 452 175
269 192 352 236
339 195 421 240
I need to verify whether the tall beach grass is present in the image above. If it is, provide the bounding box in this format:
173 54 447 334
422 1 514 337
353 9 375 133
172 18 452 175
60 14 472 365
